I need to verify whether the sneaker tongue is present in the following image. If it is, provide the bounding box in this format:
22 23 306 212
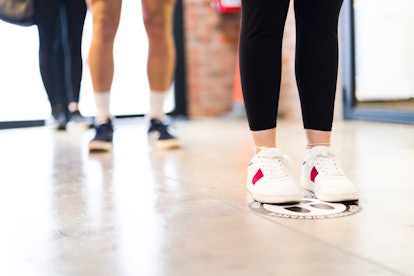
258 147 284 158
256 148 294 166
309 147 344 176
310 146 331 156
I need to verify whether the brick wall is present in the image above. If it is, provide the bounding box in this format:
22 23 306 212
183 1 328 120
184 0 241 117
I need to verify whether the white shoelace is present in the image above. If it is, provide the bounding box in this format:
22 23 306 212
256 147 293 179
313 151 345 176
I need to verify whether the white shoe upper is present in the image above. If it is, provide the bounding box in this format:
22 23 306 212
301 146 359 202
247 147 301 204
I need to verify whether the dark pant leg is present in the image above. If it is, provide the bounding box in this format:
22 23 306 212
239 0 291 131
36 0 63 110
294 0 343 131
61 0 87 104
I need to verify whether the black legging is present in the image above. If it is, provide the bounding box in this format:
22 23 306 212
35 0 87 118
239 0 343 131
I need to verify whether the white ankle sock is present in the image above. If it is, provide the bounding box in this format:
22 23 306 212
94 92 111 124
148 90 167 121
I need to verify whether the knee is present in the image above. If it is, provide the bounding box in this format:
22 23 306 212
144 15 172 42
39 39 59 55
92 12 120 44
143 2 174 41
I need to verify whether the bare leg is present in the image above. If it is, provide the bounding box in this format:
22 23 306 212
305 129 331 148
142 0 176 120
88 0 122 93
252 128 276 153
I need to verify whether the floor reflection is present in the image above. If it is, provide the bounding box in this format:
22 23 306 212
0 118 413 275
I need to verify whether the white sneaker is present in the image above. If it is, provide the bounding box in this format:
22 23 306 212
247 147 301 204
301 146 359 202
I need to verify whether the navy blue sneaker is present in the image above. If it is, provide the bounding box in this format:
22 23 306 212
148 119 181 149
89 119 114 152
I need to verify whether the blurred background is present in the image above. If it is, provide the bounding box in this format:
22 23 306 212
1 0 413 128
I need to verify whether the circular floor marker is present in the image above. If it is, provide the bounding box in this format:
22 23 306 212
249 195 361 219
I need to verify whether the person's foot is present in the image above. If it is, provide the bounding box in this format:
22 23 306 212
301 146 359 202
247 147 301 204
148 118 181 149
70 110 94 129
88 119 114 152
51 106 67 131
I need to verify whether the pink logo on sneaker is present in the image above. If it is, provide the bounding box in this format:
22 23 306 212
310 167 318 182
252 169 263 185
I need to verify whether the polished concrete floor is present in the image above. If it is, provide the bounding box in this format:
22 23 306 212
0 116 413 276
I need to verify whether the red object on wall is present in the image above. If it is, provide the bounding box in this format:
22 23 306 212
211 0 241 13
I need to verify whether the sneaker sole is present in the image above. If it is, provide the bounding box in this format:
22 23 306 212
247 186 301 204
89 141 112 152
301 178 359 202
149 138 182 150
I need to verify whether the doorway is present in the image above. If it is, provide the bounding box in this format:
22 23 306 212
341 0 414 123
